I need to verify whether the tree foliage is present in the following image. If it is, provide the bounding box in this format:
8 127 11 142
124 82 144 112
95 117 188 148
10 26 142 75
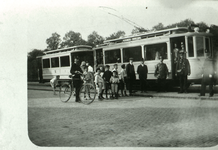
46 32 61 50
60 31 87 48
106 30 125 40
152 23 164 31
28 49 44 81
87 31 104 47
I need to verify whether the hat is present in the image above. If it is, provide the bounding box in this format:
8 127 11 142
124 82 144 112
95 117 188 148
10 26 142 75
105 65 110 68
129 57 133 60
121 64 125 69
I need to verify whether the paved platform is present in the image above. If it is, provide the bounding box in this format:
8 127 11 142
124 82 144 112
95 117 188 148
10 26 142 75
28 82 218 100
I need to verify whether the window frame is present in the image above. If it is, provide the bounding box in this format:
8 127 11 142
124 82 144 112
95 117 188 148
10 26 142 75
42 58 50 68
195 36 205 57
187 36 194 58
144 43 168 61
105 49 121 64
60 55 70 67
51 57 60 68
122 46 142 63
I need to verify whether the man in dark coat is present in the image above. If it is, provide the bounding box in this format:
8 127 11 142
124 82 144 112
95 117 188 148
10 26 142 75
154 56 168 92
200 53 215 97
176 50 191 93
126 57 136 96
137 58 148 93
70 57 83 102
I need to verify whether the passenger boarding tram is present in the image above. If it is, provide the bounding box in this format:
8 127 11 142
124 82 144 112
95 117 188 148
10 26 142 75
94 27 214 86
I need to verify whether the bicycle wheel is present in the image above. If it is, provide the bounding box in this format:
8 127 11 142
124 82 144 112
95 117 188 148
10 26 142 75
79 83 96 105
59 84 73 102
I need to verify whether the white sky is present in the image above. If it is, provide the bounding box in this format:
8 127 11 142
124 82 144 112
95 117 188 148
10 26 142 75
1 0 218 53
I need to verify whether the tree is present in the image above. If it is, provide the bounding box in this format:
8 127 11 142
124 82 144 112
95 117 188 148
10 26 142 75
196 22 209 32
152 23 164 31
60 31 87 48
46 32 61 50
106 30 125 40
87 31 104 47
28 49 44 81
165 19 195 29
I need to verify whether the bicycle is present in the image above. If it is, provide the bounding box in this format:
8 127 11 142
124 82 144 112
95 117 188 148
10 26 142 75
59 73 96 105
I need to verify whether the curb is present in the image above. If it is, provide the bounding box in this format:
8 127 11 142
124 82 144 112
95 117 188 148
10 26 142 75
134 93 218 100
28 87 218 100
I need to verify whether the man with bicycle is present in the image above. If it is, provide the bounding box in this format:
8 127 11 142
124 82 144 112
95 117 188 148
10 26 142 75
70 57 83 103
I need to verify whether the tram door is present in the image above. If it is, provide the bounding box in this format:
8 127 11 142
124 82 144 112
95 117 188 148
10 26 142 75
95 48 104 68
170 36 185 79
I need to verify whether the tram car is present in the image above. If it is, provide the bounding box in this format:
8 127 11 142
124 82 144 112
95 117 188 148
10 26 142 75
93 27 215 87
38 27 217 88
38 45 94 82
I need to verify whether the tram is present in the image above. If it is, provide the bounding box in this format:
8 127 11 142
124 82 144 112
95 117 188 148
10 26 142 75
38 45 94 82
93 27 214 86
38 27 216 87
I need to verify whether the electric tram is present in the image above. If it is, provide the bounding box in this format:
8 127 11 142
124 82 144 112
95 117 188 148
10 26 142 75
38 27 216 87
93 27 215 86
38 45 94 82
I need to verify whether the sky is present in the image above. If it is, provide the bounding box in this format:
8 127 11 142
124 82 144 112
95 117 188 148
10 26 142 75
1 0 218 53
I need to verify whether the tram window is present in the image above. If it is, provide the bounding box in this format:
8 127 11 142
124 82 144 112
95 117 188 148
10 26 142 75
71 51 94 66
105 49 121 64
51 57 59 68
196 37 204 57
188 37 194 57
145 43 167 60
123 46 142 62
60 56 70 67
43 58 50 68
205 38 210 53
96 49 103 65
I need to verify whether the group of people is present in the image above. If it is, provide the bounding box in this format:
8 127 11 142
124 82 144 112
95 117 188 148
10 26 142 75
50 49 217 102
70 57 136 102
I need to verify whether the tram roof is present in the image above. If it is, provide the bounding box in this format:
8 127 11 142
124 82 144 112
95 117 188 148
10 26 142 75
103 27 189 44
44 45 92 55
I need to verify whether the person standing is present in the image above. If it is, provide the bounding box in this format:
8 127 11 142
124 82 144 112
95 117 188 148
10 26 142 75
120 64 128 96
70 57 83 102
102 65 112 99
126 57 136 96
154 56 168 92
112 64 121 97
95 68 104 100
80 61 86 73
99 66 105 99
86 61 94 73
200 52 215 97
110 71 120 99
176 50 191 93
137 58 148 93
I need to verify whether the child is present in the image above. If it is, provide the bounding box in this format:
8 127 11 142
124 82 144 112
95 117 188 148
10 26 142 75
120 64 128 96
112 64 121 97
94 68 104 100
83 66 93 99
102 65 112 99
50 75 60 95
83 66 93 84
110 71 120 99
99 66 105 99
